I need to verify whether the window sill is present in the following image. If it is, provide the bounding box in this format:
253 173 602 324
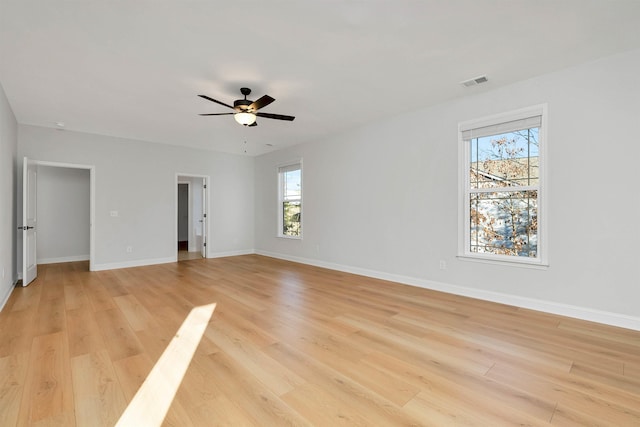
457 254 549 270
277 235 302 240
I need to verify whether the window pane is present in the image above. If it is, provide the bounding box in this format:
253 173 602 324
470 128 539 189
470 190 538 257
283 169 301 200
283 200 301 236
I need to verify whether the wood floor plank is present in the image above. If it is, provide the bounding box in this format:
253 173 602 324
0 352 29 427
98 270 133 297
112 294 154 332
206 350 313 426
0 306 38 358
204 318 306 397
402 391 488 427
8 281 42 313
281 381 374 426
84 277 117 313
66 303 107 358
36 296 66 336
188 395 258 427
71 350 127 427
171 353 224 411
264 341 426 426
486 362 640 425
624 361 640 381
570 362 640 395
17 331 74 426
363 350 557 424
93 308 144 362
1 256 640 426
111 352 198 427
393 312 574 373
39 267 65 302
62 281 87 312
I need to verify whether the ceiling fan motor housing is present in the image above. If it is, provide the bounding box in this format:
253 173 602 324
234 99 252 112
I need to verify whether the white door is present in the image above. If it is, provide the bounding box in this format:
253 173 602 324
201 179 207 258
22 157 38 286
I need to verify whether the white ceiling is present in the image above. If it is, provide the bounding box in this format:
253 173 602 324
2 1 640 156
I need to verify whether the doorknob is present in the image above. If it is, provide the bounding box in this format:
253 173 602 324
18 226 34 230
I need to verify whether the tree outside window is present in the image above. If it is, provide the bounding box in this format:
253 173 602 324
469 129 538 257
278 163 302 238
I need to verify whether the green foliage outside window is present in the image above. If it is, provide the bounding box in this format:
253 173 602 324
283 201 301 236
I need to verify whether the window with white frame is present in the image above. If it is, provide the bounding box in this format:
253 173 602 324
459 105 547 266
278 162 302 238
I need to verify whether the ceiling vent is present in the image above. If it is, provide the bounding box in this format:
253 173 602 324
461 75 488 87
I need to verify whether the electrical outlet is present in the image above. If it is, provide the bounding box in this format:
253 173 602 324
439 260 447 270
126 246 133 253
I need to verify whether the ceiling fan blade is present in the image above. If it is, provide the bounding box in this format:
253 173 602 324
198 112 234 116
256 112 295 121
198 95 234 109
249 95 275 111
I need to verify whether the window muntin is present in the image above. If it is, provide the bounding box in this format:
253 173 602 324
278 163 302 238
460 106 545 265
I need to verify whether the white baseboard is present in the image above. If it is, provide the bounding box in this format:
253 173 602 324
207 249 255 259
38 254 90 265
0 284 13 312
81 249 255 271
92 256 176 271
256 250 640 332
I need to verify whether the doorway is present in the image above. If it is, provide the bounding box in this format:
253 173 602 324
20 158 95 286
176 174 209 261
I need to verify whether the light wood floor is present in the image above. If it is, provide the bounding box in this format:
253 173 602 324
1 255 639 426
178 250 204 262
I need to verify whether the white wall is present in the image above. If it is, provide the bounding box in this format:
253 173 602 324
36 166 90 264
255 48 640 328
18 126 254 270
0 82 18 309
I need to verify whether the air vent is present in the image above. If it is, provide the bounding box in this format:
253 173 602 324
461 75 488 87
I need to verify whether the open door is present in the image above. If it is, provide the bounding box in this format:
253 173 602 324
21 157 38 286
176 174 209 261
201 178 207 258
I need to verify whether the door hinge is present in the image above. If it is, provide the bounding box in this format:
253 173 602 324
204 242 206 247
204 214 207 218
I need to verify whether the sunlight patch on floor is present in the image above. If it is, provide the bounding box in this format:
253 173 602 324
116 303 216 427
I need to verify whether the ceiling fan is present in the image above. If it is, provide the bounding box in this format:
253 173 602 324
198 87 295 127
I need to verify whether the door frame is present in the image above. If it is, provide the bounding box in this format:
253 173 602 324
175 173 210 260
177 181 191 250
21 158 96 283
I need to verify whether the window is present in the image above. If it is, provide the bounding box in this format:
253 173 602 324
459 105 547 266
278 162 302 238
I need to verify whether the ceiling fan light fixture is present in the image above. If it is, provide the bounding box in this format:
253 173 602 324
199 88 294 125
234 112 256 126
